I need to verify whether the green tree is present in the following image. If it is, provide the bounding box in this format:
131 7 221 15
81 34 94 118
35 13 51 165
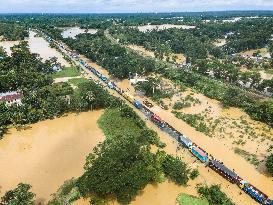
0 183 35 205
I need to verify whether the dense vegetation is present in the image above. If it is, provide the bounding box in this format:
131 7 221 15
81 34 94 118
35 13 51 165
77 107 191 204
64 32 160 79
0 22 29 41
197 184 235 205
110 17 273 60
0 183 35 205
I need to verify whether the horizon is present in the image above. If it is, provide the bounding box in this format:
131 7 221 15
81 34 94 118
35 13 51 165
1 0 273 13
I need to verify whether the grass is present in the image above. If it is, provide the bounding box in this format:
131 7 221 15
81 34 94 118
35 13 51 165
67 78 89 86
52 66 81 78
177 193 209 205
98 108 142 139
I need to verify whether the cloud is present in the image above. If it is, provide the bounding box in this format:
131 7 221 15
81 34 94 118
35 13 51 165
0 0 273 13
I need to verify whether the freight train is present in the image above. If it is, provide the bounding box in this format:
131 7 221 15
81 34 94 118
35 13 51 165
40 30 273 205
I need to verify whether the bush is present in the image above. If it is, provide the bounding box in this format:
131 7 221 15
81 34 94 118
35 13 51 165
266 154 273 175
190 169 200 180
162 154 190 185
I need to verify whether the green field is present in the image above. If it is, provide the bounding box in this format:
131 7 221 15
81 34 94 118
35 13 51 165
177 193 209 205
52 67 81 78
98 108 142 139
67 78 89 86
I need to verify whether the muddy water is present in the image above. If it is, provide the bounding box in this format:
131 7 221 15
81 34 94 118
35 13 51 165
0 111 105 203
28 31 70 67
213 39 226 47
0 31 70 67
0 40 20 55
135 24 196 32
128 44 186 64
61 27 97 39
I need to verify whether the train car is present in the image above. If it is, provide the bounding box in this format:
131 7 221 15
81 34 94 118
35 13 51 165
239 180 271 205
107 82 115 89
134 100 142 109
151 114 165 128
100 75 108 82
123 92 135 103
190 146 209 163
208 160 238 184
178 135 192 148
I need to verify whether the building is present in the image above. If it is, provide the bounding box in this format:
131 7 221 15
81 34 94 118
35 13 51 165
0 91 23 106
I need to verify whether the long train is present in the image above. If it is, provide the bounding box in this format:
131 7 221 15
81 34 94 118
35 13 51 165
40 31 273 205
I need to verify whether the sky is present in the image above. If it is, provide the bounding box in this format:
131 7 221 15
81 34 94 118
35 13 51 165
0 0 273 13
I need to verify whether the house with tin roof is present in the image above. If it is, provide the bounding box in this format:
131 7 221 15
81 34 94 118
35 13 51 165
0 91 23 106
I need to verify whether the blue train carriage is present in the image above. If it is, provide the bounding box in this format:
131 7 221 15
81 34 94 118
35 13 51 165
134 100 142 109
178 135 192 148
239 180 272 204
100 75 108 82
107 82 115 89
190 146 209 163
208 159 238 184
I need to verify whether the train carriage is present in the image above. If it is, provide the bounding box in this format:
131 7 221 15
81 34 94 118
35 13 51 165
191 146 209 163
178 135 192 148
208 160 238 184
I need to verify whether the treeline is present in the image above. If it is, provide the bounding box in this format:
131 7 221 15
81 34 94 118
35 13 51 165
165 69 273 126
0 22 29 41
64 33 161 78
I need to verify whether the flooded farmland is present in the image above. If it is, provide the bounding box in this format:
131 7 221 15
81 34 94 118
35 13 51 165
0 111 105 204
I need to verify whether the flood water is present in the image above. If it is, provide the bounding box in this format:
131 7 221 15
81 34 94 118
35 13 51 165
0 31 70 67
136 24 196 32
28 31 70 66
0 40 20 55
61 27 97 39
0 111 105 204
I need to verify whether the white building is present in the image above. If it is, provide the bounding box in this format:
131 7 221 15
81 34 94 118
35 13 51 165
0 91 23 106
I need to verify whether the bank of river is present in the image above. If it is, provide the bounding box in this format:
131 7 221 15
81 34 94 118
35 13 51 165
0 110 105 204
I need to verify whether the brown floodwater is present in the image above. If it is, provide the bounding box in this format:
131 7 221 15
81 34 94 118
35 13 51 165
0 111 105 204
0 40 20 55
135 24 196 32
61 27 97 39
28 31 70 67
61 41 268 205
128 44 186 64
0 31 70 67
